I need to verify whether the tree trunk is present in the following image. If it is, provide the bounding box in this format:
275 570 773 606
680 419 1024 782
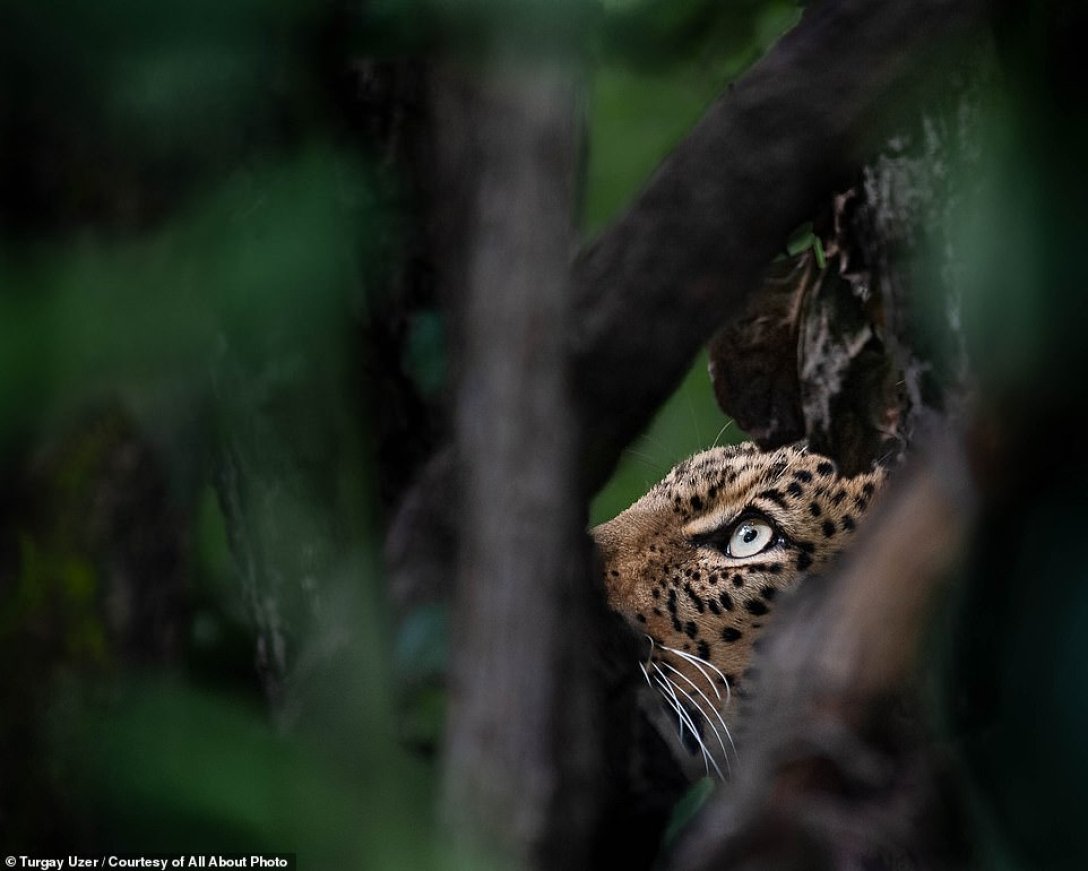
429 61 606 870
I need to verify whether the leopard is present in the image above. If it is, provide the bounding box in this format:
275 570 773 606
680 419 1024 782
592 441 884 781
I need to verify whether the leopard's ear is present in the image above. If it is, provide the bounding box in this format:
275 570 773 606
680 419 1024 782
848 464 887 511
709 193 905 475
707 252 811 449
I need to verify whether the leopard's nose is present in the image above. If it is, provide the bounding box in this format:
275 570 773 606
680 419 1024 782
591 511 659 611
590 520 618 574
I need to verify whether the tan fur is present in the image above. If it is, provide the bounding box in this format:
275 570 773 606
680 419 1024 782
593 442 883 717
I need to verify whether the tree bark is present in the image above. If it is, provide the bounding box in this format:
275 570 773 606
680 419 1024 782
433 62 603 870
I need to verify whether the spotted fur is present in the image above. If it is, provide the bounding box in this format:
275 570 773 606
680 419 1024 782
592 442 883 777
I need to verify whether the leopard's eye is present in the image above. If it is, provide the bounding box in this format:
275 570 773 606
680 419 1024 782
728 518 774 558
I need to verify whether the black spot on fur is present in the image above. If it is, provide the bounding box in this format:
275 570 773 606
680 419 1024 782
635 613 647 623
809 501 822 517
760 587 777 600
764 562 783 575
816 461 835 476
707 599 721 616
721 627 743 642
684 621 698 639
732 573 745 588
796 551 813 571
697 640 711 660
718 591 734 611
746 599 770 616
821 520 836 538
759 488 788 508
832 490 847 505
841 515 855 531
793 470 813 483
690 495 703 511
786 481 804 497
684 583 705 613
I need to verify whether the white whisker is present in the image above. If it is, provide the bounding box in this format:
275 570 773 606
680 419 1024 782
638 660 654 690
653 674 711 777
653 672 722 779
659 661 735 774
623 446 666 472
711 420 735 448
654 671 691 746
662 644 731 704
643 634 657 663
635 432 672 465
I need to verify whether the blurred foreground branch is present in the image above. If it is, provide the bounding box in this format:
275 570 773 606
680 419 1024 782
433 65 604 869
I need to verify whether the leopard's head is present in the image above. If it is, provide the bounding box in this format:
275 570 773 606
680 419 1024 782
592 442 883 777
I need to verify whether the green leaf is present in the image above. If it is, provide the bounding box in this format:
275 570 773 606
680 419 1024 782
663 776 715 848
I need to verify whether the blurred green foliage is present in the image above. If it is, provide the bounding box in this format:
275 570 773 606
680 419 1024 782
0 149 372 439
938 11 1088 864
662 777 714 850
52 678 438 865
